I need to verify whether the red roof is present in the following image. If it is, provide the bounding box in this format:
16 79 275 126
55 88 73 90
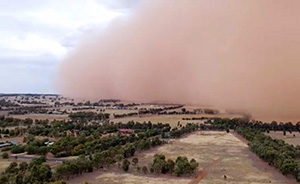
119 129 134 133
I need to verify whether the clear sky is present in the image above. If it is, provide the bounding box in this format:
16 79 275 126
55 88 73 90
0 0 137 94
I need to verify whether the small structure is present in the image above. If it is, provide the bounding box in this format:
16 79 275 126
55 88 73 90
119 129 135 134
0 141 17 148
44 141 54 147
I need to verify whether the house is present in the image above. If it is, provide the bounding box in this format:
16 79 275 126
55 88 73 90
119 129 135 134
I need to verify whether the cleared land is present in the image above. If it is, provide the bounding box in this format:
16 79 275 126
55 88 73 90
266 131 300 146
70 131 295 184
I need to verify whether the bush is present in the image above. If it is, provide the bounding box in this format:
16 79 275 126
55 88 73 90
122 159 130 172
2 146 12 152
142 166 148 174
2 152 8 159
11 145 25 154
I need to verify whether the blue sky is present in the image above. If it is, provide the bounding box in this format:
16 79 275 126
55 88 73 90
0 0 137 93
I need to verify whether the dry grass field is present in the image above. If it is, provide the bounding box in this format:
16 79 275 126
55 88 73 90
266 131 300 146
70 131 295 184
0 159 12 172
10 114 69 121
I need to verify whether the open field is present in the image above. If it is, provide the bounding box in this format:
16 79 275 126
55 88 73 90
70 131 295 184
111 114 242 127
10 114 69 121
266 131 300 146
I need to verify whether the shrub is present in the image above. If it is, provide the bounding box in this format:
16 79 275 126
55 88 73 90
2 152 8 159
11 145 25 154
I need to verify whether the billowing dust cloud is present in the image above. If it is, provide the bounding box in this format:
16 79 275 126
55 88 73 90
57 0 300 122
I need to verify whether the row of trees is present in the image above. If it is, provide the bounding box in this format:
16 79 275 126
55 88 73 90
0 116 33 127
112 105 184 119
237 126 300 181
169 123 198 138
54 137 164 180
69 112 110 122
205 118 300 133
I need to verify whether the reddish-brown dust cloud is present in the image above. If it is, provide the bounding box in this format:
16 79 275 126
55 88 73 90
57 0 300 122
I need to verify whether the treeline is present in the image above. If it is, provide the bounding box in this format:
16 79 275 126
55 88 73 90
0 116 33 127
199 118 300 135
117 121 170 131
113 107 219 119
9 106 51 115
50 128 165 157
55 137 164 180
0 127 26 138
69 112 110 122
237 126 300 181
113 112 138 118
2 138 166 183
27 121 170 138
0 99 19 108
138 105 183 115
168 123 198 138
113 105 184 119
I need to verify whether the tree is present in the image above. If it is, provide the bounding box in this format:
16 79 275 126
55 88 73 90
25 145 38 154
280 158 297 176
0 175 8 184
142 166 148 174
189 158 199 174
115 154 124 168
38 146 49 155
38 164 52 182
2 152 8 159
152 158 166 174
166 159 175 173
105 157 114 168
19 162 28 172
5 162 18 174
132 157 139 167
93 153 105 169
122 159 130 172
11 145 25 154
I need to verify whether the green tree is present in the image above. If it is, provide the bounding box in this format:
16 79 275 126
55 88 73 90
122 159 130 172
2 152 8 159
132 157 139 167
166 159 175 173
142 166 148 174
115 154 124 168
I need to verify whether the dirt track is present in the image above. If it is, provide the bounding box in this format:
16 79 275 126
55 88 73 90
189 157 223 184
